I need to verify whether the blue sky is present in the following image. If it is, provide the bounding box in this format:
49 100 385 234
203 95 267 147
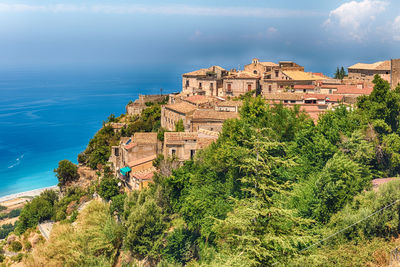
0 0 400 76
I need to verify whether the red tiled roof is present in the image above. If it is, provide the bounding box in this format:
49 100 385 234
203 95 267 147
334 85 373 95
131 167 156 181
125 143 137 150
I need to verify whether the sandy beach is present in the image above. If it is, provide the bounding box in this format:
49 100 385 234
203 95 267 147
0 185 59 204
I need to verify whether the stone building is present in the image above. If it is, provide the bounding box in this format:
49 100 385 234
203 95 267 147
348 61 391 83
182 66 228 97
126 94 168 116
189 109 239 132
391 59 400 88
163 130 219 161
109 132 159 175
262 71 323 95
244 58 278 76
161 102 197 131
222 71 260 97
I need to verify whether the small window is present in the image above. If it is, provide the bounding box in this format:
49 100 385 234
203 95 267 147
248 84 252 91
227 84 232 91
190 150 196 159
303 89 306 93
171 149 176 156
199 82 202 88
275 70 279 78
329 89 332 94
185 80 189 87
290 100 296 103
284 100 288 103
386 71 389 74
253 70 257 74
210 83 214 89
114 148 119 157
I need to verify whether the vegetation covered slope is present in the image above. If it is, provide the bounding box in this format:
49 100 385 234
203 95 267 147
8 75 400 267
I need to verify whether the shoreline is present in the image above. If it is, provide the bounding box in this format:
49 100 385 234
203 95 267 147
0 185 59 204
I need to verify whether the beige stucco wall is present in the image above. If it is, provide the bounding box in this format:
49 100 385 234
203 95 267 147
348 69 391 83
223 79 257 97
164 141 197 161
161 107 188 131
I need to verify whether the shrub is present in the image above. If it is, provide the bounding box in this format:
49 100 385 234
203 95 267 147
0 205 6 212
23 240 32 251
10 241 22 252
98 177 120 201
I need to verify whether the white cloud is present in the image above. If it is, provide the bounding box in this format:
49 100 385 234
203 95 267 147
325 0 388 40
394 16 400 41
0 3 321 18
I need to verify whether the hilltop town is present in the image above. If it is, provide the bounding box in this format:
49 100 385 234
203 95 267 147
109 58 400 191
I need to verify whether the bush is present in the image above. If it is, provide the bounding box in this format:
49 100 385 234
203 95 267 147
7 209 21 218
23 240 32 251
10 241 22 252
98 177 120 201
0 223 15 239
163 228 198 264
110 194 126 216
54 160 79 187
0 205 6 212
0 254 4 263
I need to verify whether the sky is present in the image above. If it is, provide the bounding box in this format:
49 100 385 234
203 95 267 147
0 0 400 76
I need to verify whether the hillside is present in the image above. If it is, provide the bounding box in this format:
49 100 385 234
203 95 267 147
2 75 400 266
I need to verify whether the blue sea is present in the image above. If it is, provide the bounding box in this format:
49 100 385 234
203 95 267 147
0 67 179 198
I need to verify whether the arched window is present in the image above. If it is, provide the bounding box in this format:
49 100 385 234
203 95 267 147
253 70 258 74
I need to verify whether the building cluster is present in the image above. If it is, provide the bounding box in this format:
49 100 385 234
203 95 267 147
109 58 400 191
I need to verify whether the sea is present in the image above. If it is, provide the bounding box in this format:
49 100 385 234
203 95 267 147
0 67 179 198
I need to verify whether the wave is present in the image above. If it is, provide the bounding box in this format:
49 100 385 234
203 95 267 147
8 154 24 169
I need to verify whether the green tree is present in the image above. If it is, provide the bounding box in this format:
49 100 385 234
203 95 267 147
175 119 184 132
54 160 79 187
125 199 166 261
98 177 120 201
314 153 371 222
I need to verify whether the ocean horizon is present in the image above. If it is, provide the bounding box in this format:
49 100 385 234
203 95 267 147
0 67 179 198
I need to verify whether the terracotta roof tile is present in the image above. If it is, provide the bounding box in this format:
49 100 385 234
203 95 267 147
224 71 259 79
216 100 243 107
131 167 156 181
127 155 157 168
164 132 198 144
282 71 323 81
191 109 239 121
264 93 303 101
164 102 197 114
348 60 391 70
133 132 157 144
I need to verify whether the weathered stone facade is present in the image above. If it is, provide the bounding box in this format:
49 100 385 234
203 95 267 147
182 66 228 97
161 102 197 131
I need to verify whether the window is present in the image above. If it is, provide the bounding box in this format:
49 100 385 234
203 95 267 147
190 150 196 159
171 149 176 156
185 80 189 87
303 89 306 93
227 84 232 91
275 70 279 78
253 70 258 74
284 100 288 103
199 82 202 88
266 74 271 79
248 84 252 91
268 85 272 92
114 148 119 157
210 83 214 89
386 71 389 74
290 100 296 103
329 89 332 94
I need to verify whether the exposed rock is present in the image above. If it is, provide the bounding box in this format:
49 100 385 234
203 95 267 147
66 201 77 215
